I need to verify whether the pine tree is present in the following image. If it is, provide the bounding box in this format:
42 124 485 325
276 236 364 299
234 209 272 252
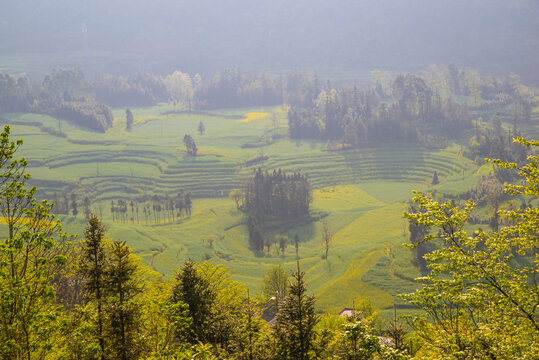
170 260 216 344
83 195 91 219
183 134 198 156
198 121 205 135
185 192 192 215
79 215 107 359
126 108 134 131
431 170 439 185
247 215 264 252
273 262 319 360
106 240 144 359
71 193 78 216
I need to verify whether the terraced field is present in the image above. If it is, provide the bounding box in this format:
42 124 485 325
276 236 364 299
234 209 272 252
1 103 518 317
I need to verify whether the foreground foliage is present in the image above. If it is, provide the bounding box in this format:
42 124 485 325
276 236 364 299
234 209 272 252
0 125 69 359
404 137 538 359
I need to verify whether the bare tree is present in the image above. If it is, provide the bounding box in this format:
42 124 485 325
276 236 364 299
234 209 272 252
321 219 333 260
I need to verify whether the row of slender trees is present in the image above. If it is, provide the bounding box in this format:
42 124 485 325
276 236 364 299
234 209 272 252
110 192 192 225
51 191 193 225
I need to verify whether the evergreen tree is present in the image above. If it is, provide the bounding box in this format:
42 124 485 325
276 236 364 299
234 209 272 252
79 215 107 359
185 192 192 215
83 195 91 219
273 262 319 360
71 193 78 216
247 215 264 252
125 108 134 131
105 240 144 359
431 170 439 185
110 200 115 222
170 260 216 344
183 134 198 156
198 121 205 135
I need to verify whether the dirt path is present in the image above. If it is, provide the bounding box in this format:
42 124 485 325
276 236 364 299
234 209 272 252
150 242 168 269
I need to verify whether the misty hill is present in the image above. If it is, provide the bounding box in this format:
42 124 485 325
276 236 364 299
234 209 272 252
1 0 537 83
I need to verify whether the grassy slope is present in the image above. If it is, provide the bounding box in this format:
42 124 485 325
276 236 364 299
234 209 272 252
1 103 508 315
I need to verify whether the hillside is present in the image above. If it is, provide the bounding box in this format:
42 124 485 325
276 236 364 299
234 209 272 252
4 101 535 317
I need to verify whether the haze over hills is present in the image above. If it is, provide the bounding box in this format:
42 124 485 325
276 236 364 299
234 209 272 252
1 0 538 83
0 1 538 358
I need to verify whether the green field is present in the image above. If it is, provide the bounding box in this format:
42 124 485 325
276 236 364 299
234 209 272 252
1 103 508 316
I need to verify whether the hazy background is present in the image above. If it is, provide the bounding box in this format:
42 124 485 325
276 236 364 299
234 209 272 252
0 0 538 82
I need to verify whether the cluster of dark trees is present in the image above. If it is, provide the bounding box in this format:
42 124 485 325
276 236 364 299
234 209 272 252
246 215 265 252
238 168 311 253
465 115 529 183
110 192 192 225
240 168 312 220
53 101 113 132
193 68 283 109
94 73 168 107
0 69 114 132
183 134 198 156
466 115 528 163
286 66 537 150
288 72 473 147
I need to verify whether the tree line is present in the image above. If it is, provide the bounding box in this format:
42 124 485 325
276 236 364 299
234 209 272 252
287 72 472 148
2 65 534 135
0 69 113 132
287 65 536 150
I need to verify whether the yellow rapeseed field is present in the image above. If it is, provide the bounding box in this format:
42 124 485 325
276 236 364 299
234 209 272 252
239 112 268 123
